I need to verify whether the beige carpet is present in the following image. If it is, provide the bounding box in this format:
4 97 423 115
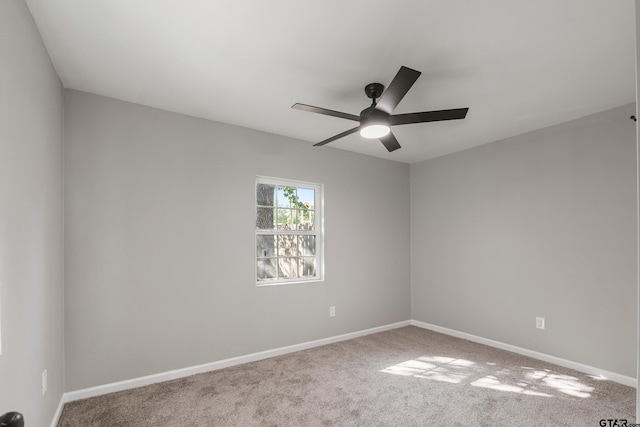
58 326 636 426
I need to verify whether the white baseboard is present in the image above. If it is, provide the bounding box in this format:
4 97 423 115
64 320 411 402
61 318 635 408
410 320 637 388
50 395 65 427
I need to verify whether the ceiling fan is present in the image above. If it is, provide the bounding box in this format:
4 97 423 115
292 66 469 152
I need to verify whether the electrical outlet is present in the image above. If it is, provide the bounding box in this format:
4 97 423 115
536 317 545 330
329 306 336 317
42 369 47 395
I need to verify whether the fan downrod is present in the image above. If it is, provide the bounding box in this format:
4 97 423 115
364 83 384 101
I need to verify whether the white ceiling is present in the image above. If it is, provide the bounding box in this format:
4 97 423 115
25 0 636 164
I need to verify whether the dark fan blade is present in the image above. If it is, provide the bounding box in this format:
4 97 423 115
390 108 469 126
380 131 401 152
313 126 360 147
375 66 421 115
292 103 360 122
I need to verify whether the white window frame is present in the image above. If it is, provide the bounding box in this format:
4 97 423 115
255 176 324 285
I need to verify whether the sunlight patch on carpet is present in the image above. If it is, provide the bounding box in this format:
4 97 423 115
381 355 594 399
380 356 475 384
471 375 553 397
524 369 593 398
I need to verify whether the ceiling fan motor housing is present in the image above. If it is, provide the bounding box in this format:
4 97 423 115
360 105 390 126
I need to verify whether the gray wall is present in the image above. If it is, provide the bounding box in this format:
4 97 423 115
411 103 637 377
63 90 411 391
0 0 65 425
635 0 640 420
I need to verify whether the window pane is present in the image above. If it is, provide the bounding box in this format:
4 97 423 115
277 235 299 256
297 188 314 230
289 209 299 230
297 188 314 206
256 207 275 229
298 209 314 230
256 235 275 258
301 236 315 256
292 209 303 230
257 259 276 280
301 257 316 277
307 210 316 231
276 186 292 208
275 209 314 230
276 208 293 230
256 184 275 207
279 257 299 278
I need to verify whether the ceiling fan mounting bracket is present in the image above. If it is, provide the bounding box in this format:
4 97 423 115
364 83 384 101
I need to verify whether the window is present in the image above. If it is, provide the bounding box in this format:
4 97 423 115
255 177 323 284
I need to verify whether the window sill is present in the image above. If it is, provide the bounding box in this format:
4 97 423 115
256 278 324 287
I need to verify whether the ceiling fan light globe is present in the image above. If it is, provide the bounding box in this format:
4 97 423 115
360 124 390 139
